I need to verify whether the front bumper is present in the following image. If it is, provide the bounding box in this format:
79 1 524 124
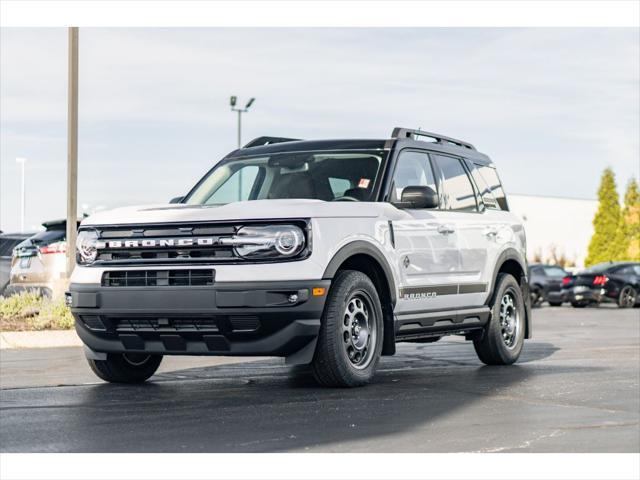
69 279 330 364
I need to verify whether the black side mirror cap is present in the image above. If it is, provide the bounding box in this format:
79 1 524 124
169 196 184 204
394 186 439 209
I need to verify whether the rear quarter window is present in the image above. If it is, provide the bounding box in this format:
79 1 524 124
472 163 508 211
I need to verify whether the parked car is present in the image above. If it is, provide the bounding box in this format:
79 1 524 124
528 264 569 307
561 262 640 308
69 127 531 387
0 233 34 295
6 220 75 298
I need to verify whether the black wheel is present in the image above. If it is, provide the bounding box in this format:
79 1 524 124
618 285 637 308
571 301 587 308
87 353 162 383
474 273 525 365
548 301 563 307
530 285 543 308
311 270 384 387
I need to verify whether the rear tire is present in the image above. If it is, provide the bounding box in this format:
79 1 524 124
571 301 587 308
311 270 384 387
618 285 637 308
87 353 162 383
548 301 563 307
474 273 525 365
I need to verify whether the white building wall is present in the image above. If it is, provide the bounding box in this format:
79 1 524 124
508 194 598 268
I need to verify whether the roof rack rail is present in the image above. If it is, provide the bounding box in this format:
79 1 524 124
391 127 476 150
243 136 301 148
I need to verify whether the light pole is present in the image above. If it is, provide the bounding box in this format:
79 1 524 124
67 27 79 276
230 96 255 199
16 157 26 232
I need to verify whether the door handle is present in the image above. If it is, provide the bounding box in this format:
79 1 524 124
437 224 455 235
484 226 498 238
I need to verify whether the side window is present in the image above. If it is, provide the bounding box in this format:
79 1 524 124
205 165 260 204
391 151 437 203
432 155 478 212
467 161 498 210
475 164 508 211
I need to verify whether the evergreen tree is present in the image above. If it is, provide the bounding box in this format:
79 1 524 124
619 178 640 261
585 168 623 266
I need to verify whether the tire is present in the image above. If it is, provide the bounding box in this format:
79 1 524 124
311 270 384 387
618 285 637 308
548 301 563 307
474 273 525 365
571 301 587 308
87 353 163 383
530 285 543 308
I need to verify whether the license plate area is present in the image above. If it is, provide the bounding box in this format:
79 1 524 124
19 257 32 269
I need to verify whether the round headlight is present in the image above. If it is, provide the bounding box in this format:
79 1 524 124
76 229 99 264
274 228 304 255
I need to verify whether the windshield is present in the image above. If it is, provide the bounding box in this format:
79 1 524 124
185 150 386 205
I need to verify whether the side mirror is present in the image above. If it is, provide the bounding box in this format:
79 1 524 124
169 196 184 204
395 186 439 209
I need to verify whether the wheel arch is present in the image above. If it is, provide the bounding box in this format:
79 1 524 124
488 248 532 339
323 241 397 355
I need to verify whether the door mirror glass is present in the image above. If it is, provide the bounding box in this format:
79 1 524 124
395 186 439 209
169 196 184 204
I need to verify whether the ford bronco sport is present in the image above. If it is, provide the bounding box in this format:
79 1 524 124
69 127 531 387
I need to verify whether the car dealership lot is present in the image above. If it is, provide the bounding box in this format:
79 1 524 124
0 305 638 453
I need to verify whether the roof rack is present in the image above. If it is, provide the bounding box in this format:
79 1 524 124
391 127 476 150
243 136 301 148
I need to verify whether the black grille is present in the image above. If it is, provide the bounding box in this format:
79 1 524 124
115 317 220 332
102 270 214 287
95 224 237 265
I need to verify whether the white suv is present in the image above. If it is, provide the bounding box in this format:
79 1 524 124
69 128 531 387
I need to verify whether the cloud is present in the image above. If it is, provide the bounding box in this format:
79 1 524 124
1 27 639 231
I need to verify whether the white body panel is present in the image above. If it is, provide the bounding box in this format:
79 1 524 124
72 198 526 316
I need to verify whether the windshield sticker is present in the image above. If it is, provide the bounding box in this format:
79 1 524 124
358 178 371 189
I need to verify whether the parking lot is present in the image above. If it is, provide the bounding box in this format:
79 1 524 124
1 305 638 453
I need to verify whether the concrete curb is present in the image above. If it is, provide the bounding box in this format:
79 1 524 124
0 330 82 349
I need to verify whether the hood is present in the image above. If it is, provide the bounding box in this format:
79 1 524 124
82 199 385 226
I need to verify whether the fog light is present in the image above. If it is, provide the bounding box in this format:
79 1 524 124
288 294 298 304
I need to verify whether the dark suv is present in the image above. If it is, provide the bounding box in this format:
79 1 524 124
528 264 569 307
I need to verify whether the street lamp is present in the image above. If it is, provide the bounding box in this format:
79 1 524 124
230 96 256 148
15 157 27 232
230 96 256 199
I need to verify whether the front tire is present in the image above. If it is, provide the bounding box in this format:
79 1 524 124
618 285 637 308
87 353 162 383
311 270 384 387
474 273 525 365
548 301 563 307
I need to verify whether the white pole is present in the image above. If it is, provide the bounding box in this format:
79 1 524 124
16 157 26 232
67 27 79 277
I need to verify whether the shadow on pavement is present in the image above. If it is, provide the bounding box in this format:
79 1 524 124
1 340 600 453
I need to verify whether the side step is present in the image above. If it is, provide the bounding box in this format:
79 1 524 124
395 306 490 342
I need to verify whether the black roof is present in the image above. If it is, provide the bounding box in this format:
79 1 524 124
225 127 494 166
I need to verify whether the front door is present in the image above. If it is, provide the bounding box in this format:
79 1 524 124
390 150 463 313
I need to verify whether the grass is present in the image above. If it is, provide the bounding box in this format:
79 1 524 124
0 291 75 331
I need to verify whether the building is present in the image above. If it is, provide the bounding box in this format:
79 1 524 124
508 194 598 268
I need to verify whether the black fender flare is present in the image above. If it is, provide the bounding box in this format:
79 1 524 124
322 240 397 307
488 248 532 339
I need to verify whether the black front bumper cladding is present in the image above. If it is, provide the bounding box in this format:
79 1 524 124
69 279 330 364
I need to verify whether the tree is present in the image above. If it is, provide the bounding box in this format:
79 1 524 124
585 168 623 266
619 178 640 261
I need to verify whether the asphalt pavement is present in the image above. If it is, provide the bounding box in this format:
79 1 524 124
1 305 638 452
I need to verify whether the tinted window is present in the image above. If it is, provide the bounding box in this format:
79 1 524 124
474 164 508 210
543 266 567 277
433 155 477 212
391 151 437 203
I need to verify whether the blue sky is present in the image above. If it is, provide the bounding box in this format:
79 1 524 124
1 28 638 232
